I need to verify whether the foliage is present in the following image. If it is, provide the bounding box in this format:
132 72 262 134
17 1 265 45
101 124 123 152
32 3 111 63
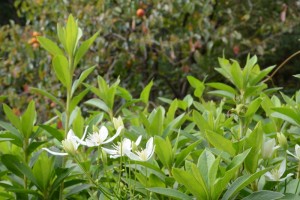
1 0 300 120
1 15 300 200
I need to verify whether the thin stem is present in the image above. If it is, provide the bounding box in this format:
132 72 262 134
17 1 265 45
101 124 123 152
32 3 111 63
263 50 300 83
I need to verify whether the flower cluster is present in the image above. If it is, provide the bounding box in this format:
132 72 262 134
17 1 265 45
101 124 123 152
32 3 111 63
43 125 155 162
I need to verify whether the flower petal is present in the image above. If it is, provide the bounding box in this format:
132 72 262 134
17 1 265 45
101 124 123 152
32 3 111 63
135 135 142 146
264 172 275 181
278 159 286 177
99 126 109 141
145 137 154 155
102 147 118 155
42 148 68 156
102 126 123 144
126 151 141 161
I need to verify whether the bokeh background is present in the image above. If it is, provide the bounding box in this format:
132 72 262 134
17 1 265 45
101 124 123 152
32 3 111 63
1 0 300 121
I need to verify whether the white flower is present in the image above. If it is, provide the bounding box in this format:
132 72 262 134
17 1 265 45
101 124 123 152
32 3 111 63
126 137 155 162
265 159 293 181
102 138 132 159
78 126 123 147
287 144 300 160
42 127 87 156
262 138 280 159
102 136 142 159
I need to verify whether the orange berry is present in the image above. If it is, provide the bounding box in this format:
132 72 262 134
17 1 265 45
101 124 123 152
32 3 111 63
28 37 38 44
32 42 40 49
136 8 145 18
32 31 41 37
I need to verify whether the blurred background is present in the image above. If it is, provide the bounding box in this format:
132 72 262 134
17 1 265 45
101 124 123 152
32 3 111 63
1 0 300 121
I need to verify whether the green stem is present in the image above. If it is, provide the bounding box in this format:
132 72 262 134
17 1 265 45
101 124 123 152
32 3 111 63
73 155 113 199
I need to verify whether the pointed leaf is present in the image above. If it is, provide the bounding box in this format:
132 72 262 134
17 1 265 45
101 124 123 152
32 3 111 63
74 31 99 66
37 36 64 56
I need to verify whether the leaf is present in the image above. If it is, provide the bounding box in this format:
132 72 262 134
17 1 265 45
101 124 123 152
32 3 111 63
20 101 36 138
84 98 110 114
197 150 216 190
214 149 251 198
244 98 262 118
3 104 21 130
52 55 71 89
71 66 96 96
149 107 164 136
1 154 38 186
221 168 270 200
117 86 133 101
231 60 243 89
172 167 208 199
175 140 201 167
271 107 300 126
70 89 89 112
242 190 284 200
187 76 205 98
27 141 47 155
206 82 237 95
205 130 236 156
32 152 55 192
66 14 78 56
39 125 64 141
0 121 23 146
74 31 99 66
155 137 173 169
37 36 64 56
244 122 263 173
147 187 193 200
30 87 65 108
140 80 153 104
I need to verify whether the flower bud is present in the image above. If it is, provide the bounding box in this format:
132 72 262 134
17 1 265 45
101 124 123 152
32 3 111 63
113 116 124 130
277 132 288 150
62 139 76 155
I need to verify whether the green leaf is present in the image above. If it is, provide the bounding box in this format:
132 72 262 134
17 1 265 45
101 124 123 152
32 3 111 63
244 98 262 118
206 82 237 95
215 149 251 198
84 98 110 114
20 101 36 138
193 110 211 133
149 107 164 136
1 154 38 186
163 113 186 138
231 60 243 89
250 65 275 85
147 187 192 200
117 86 133 101
0 121 23 146
197 149 217 191
3 104 21 130
30 87 65 108
70 89 89 112
175 140 201 167
52 55 71 89
74 31 99 66
244 122 263 173
66 14 78 56
39 125 64 141
187 76 205 98
140 80 153 104
71 66 96 96
37 36 64 56
32 152 55 192
242 190 284 200
222 168 270 200
205 130 236 156
271 107 300 126
172 167 208 199
155 137 173 169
